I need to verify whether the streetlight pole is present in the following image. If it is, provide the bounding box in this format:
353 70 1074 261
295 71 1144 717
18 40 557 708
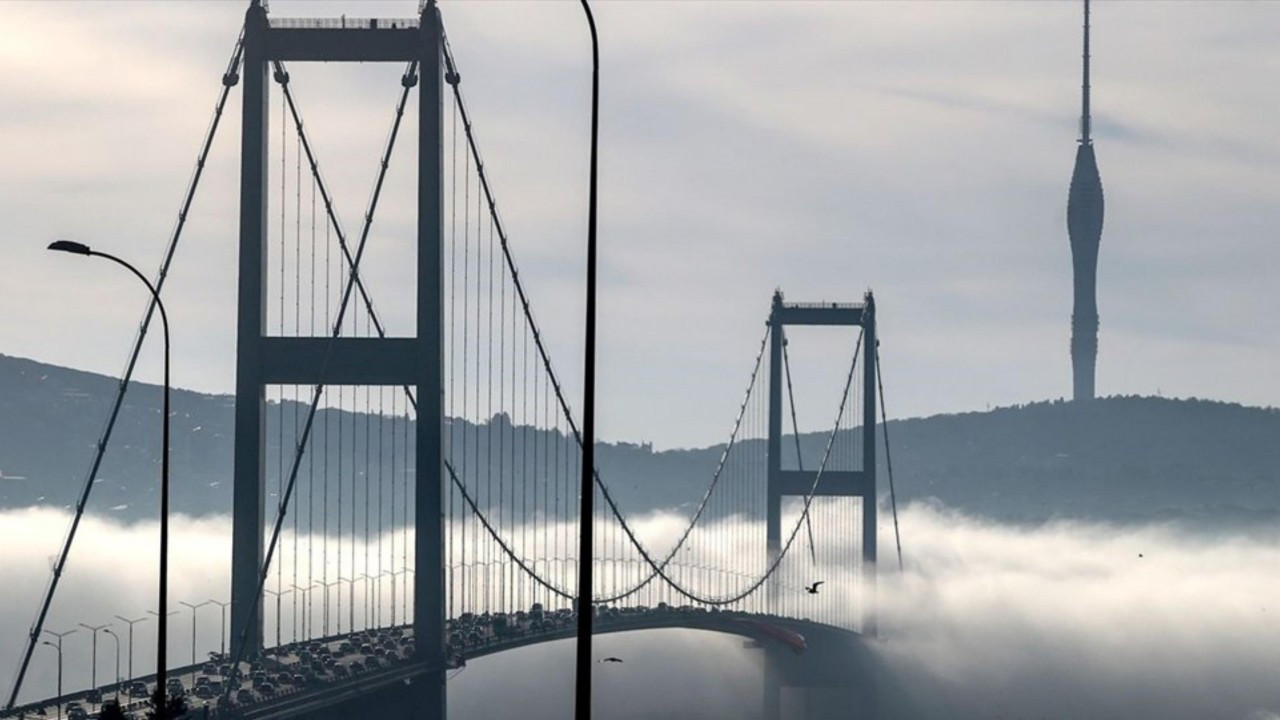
320 579 343 637
41 629 75 719
357 573 374 630
399 568 414 625
79 623 110 694
207 600 231 658
264 589 293 649
179 601 213 680
575 2 601 719
377 570 397 628
338 577 357 636
147 609 179 693
342 575 357 634
102 629 122 702
113 615 148 683
50 239 173 718
290 584 314 641
313 580 330 635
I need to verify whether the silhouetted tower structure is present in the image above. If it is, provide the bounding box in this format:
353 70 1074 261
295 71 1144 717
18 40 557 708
230 2 447 717
764 290 878 720
765 290 877 626
1067 0 1105 401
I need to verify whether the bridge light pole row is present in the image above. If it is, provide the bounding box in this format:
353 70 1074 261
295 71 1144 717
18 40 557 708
43 601 228 706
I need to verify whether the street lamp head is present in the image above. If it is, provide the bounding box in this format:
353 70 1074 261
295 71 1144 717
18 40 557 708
48 240 92 255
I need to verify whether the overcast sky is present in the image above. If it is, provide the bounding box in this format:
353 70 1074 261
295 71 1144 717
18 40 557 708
1 0 1276 449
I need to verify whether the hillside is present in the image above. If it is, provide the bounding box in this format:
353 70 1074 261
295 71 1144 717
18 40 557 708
1 353 1276 525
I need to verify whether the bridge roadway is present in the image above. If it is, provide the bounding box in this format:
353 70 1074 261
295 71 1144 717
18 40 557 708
11 606 857 720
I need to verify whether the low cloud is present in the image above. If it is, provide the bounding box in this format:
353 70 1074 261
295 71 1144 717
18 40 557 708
1 503 1277 719
878 502 1280 720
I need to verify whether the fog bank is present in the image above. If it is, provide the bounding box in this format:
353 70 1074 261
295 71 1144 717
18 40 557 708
1 504 1277 718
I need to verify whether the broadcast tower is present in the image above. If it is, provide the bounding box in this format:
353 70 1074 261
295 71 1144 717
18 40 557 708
1067 0 1105 401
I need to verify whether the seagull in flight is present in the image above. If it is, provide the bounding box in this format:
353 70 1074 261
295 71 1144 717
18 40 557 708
599 657 623 664
805 581 825 595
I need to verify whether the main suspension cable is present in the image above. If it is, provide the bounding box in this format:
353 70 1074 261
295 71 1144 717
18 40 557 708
782 336 818 564
439 32 787 604
876 343 904 572
4 29 245 711
616 330 865 606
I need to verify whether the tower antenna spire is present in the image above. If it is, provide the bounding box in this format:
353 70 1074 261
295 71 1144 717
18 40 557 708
1081 0 1092 144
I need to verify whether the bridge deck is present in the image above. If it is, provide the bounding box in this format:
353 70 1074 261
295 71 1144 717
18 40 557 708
8 609 857 720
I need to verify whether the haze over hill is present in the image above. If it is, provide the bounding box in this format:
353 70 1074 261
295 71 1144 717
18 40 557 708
1 353 1276 526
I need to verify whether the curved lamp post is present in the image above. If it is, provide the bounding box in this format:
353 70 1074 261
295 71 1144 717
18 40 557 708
101 628 122 702
51 238 173 717
575 2 601 719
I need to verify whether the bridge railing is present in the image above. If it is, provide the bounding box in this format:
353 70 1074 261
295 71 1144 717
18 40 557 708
267 17 420 30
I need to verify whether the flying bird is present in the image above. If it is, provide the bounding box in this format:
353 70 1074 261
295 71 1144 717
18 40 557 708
805 581 824 594
599 657 623 664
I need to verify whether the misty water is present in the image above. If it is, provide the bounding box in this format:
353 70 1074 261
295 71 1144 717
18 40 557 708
2 503 1278 719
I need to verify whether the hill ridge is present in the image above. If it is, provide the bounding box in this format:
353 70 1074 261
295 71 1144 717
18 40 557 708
1 353 1276 525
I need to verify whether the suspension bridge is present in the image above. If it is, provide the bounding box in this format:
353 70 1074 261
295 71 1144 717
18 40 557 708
3 3 900 719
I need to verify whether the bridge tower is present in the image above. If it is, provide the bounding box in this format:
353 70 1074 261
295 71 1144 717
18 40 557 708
229 1 446 717
765 290 877 632
764 290 877 720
